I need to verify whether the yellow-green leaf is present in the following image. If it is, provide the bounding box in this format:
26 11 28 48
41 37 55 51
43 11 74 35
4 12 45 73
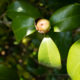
67 39 80 80
38 37 61 69
72 64 80 80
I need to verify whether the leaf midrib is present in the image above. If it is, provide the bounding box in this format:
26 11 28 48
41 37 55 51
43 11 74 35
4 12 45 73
46 39 53 67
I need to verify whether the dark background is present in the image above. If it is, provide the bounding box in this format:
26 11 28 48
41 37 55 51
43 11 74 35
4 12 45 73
0 0 80 80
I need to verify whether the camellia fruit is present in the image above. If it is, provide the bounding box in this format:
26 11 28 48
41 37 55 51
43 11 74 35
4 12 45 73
35 18 51 33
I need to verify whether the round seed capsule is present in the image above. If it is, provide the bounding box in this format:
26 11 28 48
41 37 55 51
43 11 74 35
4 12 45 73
35 19 51 33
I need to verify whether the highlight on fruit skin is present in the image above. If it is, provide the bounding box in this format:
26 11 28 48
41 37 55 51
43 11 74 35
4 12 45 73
35 18 51 33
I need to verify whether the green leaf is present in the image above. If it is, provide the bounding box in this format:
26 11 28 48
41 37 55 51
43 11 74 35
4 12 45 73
50 3 80 31
7 1 41 19
12 15 35 42
72 64 80 80
67 39 80 80
48 32 72 59
0 64 19 80
38 37 61 69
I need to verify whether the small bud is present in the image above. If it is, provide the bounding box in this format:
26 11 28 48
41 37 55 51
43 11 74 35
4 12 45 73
35 18 51 33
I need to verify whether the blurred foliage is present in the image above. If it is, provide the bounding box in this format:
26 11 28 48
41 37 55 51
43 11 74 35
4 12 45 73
0 0 80 80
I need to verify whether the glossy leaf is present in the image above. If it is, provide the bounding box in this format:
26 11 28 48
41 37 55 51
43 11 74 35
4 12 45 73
38 37 61 69
12 15 35 42
50 3 80 31
67 39 80 80
0 64 19 80
7 1 41 19
72 64 80 80
48 32 72 59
